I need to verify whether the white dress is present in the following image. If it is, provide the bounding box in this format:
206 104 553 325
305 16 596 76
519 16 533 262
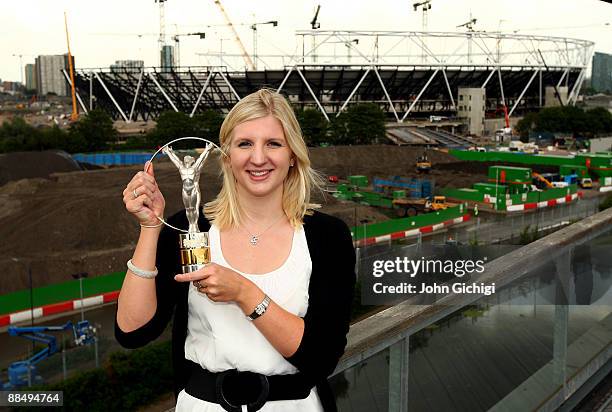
175 223 324 412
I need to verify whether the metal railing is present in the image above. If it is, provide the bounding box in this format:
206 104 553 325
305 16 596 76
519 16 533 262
332 206 612 411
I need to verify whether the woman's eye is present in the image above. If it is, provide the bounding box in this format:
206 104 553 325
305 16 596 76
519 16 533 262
268 141 283 147
237 141 251 147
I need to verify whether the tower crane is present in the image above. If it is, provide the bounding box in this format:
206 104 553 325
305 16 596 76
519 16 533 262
457 15 477 64
413 0 432 32
413 0 432 63
212 0 255 70
250 21 277 70
308 5 321 63
155 0 169 66
172 31 206 67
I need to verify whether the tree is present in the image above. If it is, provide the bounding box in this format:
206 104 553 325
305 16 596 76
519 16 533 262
327 103 386 145
515 112 538 139
147 111 196 147
192 110 224 145
68 109 117 151
0 117 40 152
295 108 328 146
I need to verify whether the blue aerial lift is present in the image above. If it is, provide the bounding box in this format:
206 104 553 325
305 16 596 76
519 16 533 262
2 320 96 389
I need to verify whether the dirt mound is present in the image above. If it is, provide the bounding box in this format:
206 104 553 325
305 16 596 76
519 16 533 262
0 146 485 294
0 151 82 187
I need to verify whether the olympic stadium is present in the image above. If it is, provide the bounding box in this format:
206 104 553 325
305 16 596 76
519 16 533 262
69 30 593 129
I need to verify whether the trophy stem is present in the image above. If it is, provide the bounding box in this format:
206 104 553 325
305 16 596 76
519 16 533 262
179 232 210 273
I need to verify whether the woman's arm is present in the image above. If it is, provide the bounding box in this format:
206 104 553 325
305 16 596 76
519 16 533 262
235 284 305 357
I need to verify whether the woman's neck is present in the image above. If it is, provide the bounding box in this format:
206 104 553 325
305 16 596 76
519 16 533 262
236 187 285 226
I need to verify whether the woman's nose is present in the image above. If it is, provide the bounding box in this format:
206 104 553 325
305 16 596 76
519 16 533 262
250 143 266 164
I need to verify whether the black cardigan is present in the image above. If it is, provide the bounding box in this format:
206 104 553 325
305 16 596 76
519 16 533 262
114 210 356 411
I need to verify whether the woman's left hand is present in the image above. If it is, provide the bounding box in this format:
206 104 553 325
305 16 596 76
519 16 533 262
174 263 251 303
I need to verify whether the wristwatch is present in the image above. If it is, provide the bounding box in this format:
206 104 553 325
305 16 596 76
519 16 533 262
247 295 271 321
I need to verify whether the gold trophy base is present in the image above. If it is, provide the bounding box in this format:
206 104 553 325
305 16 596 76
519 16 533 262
179 232 210 273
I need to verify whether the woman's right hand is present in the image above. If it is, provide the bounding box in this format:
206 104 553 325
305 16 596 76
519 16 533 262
123 161 166 227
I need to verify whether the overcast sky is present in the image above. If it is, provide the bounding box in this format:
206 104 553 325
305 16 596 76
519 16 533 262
1 0 611 82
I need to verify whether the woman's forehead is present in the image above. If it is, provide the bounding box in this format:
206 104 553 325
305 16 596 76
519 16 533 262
233 115 284 136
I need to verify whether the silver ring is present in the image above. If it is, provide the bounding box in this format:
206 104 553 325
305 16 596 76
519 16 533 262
194 280 202 288
133 188 138 199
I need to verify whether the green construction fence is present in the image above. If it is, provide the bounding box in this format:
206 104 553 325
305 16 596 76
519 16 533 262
350 203 467 240
0 272 125 316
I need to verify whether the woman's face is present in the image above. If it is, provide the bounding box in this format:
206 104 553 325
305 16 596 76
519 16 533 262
227 114 293 199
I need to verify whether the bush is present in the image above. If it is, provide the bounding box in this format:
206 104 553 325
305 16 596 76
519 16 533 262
21 341 173 412
68 109 117 151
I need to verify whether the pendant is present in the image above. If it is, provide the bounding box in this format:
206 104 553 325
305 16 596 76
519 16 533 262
250 235 259 246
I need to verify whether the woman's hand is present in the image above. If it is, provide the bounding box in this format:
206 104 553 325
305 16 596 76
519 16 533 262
123 161 165 227
174 263 262 306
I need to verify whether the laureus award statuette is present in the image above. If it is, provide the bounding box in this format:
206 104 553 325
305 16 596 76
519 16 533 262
149 137 219 274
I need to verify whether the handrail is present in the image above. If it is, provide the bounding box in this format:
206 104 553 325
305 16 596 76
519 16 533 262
333 206 612 375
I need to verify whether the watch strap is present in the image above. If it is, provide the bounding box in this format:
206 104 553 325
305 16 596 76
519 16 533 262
247 295 271 321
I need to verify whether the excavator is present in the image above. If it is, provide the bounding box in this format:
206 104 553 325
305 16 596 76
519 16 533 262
532 172 554 189
416 153 431 173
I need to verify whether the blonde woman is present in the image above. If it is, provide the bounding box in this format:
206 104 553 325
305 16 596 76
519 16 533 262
116 89 356 412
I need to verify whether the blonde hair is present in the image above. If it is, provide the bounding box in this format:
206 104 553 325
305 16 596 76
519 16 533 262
204 88 323 229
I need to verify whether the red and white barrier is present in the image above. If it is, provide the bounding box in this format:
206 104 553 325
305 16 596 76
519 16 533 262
0 291 120 327
353 214 471 247
506 192 581 212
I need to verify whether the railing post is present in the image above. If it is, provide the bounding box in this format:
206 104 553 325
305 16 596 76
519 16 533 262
553 250 571 392
388 336 409 412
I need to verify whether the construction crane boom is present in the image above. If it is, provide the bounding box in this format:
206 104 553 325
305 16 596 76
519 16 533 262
310 5 321 29
64 12 78 122
212 0 255 70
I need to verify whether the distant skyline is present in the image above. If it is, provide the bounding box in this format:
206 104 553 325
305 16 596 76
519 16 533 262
1 0 611 82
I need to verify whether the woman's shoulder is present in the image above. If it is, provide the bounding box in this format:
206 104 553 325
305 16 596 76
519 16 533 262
303 210 352 239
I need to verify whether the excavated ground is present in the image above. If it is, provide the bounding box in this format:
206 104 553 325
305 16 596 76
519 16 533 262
0 146 488 294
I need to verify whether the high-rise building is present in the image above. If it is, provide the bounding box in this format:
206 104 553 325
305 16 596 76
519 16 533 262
110 60 145 73
25 63 37 91
35 54 75 96
592 52 612 93
160 45 175 72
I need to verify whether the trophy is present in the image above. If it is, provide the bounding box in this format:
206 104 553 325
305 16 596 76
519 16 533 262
148 137 220 273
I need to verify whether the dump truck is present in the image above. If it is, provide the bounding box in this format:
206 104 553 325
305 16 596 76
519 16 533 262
392 195 448 217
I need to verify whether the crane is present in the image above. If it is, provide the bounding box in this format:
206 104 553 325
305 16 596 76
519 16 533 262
308 5 321 63
212 0 255 70
457 14 477 64
310 5 321 29
64 12 78 122
413 0 432 32
2 321 96 389
250 20 277 69
156 0 169 66
413 0 432 63
172 31 206 67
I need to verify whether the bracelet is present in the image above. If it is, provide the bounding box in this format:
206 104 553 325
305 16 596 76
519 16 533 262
247 295 271 321
127 259 158 279
140 221 163 228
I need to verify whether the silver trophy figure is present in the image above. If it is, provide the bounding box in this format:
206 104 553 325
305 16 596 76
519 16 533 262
162 143 215 273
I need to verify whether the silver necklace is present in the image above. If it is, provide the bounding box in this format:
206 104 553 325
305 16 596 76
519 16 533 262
241 214 285 246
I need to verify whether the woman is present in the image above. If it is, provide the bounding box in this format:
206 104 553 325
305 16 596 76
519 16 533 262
115 89 356 412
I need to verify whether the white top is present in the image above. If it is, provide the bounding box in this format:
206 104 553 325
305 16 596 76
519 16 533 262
175 223 324 412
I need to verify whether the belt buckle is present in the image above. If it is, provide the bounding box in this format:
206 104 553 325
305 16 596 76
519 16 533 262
215 369 270 412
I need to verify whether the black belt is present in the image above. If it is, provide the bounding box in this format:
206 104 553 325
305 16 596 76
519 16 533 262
185 360 313 412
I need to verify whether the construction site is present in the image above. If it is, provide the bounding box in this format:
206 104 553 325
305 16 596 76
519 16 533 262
1 0 612 411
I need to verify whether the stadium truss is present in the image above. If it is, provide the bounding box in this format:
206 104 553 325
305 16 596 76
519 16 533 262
69 31 594 123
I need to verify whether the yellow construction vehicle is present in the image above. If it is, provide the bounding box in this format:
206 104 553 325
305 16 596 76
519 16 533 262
393 195 448 217
416 154 431 173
